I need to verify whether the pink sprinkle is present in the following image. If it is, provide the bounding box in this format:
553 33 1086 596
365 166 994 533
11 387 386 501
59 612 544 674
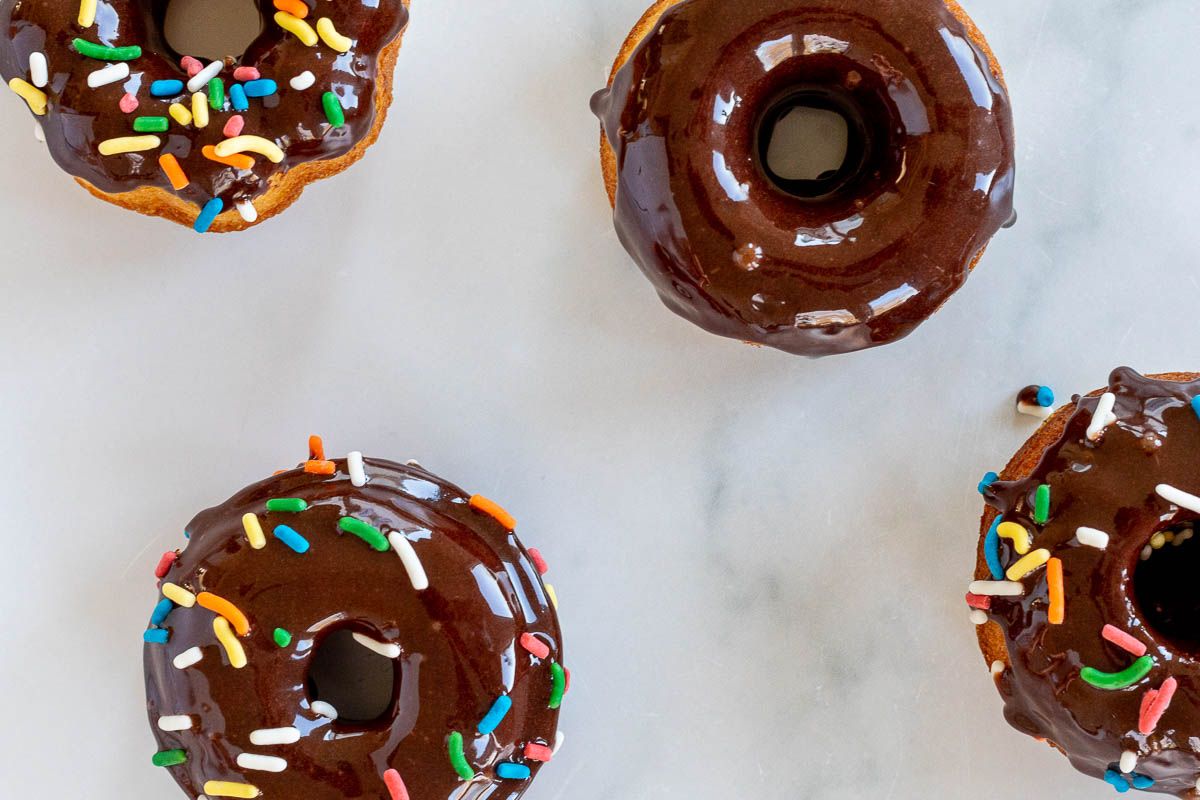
382 768 409 800
119 92 139 113
1139 677 1178 735
1102 624 1147 657
523 743 553 762
519 633 549 659
154 551 178 579
223 115 245 137
528 547 549 575
180 56 204 77
233 66 260 81
965 592 992 611
564 667 571 693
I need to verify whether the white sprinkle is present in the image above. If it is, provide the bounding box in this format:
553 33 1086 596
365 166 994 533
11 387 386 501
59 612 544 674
1141 545 1153 561
237 753 288 773
351 632 401 659
173 647 204 670
1017 401 1052 419
990 660 1005 677
33 122 44 142
969 609 988 625
29 52 48 88
249 727 301 746
235 200 257 223
405 459 423 467
1075 526 1110 550
1157 484 1200 514
968 580 1025 597
289 70 315 91
1086 392 1118 441
347 451 367 487
1195 778 1200 793
1120 750 1138 775
552 730 565 756
187 60 223 93
388 531 429 591
88 62 129 88
157 715 193 732
311 701 339 720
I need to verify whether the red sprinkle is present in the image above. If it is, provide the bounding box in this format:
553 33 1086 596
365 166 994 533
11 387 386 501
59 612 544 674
519 633 550 659
523 743 553 762
965 592 992 611
180 56 203 77
223 114 245 137
528 547 549 575
382 768 409 800
233 66 261 81
1139 677 1178 735
564 667 571 694
119 92 139 113
154 551 178 579
1102 624 1148 657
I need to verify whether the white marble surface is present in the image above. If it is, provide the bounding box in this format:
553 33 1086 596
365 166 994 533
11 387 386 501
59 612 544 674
1 1 1199 797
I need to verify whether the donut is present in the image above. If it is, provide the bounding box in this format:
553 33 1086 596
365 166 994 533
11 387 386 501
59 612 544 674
970 369 1200 796
0 0 408 232
590 0 1016 356
144 438 566 799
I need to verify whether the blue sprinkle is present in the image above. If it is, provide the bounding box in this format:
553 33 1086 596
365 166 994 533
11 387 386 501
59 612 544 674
495 762 531 781
984 517 1004 579
1192 396 1200 420
1104 770 1130 793
230 83 249 111
477 694 512 735
143 628 170 644
242 79 277 98
274 524 310 554
194 198 223 233
1131 773 1155 790
150 597 175 626
978 471 999 495
150 79 184 97
1036 385 1055 408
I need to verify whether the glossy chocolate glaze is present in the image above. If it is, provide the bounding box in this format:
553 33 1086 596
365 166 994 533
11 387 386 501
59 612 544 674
0 0 407 211
591 0 1016 357
145 456 562 800
979 369 1200 796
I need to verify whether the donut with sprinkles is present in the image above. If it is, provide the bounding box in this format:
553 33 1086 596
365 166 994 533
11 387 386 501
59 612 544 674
145 438 566 799
0 0 408 232
970 369 1200 796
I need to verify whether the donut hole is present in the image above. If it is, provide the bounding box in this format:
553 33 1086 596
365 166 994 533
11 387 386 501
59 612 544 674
1133 521 1200 651
306 628 398 724
762 103 849 185
164 0 263 61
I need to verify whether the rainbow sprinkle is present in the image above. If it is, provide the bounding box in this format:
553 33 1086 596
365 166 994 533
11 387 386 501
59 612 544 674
1080 656 1153 690
447 731 474 780
478 694 512 735
152 749 187 767
273 524 310 553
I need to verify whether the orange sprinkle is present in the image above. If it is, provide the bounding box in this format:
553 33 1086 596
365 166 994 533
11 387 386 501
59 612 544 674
305 459 335 475
158 153 189 190
1047 557 1064 625
273 469 287 475
308 435 325 461
202 144 255 170
274 0 309 18
197 592 251 636
469 494 516 531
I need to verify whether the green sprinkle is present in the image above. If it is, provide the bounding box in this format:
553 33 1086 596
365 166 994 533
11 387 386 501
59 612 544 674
73 38 142 61
208 77 224 111
322 91 345 128
447 731 474 780
1034 484 1051 525
152 749 187 767
133 116 169 133
1080 656 1154 690
338 516 389 551
273 628 292 648
548 662 566 709
266 498 308 513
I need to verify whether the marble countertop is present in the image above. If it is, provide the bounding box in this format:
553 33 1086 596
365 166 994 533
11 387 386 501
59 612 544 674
2 1 1198 797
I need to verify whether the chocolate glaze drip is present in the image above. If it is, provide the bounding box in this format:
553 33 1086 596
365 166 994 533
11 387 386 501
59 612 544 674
591 0 1016 357
980 369 1200 796
145 456 562 800
0 0 407 210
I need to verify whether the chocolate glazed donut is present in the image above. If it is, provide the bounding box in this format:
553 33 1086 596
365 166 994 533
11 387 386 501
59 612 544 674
0 0 408 231
591 0 1016 356
970 370 1200 796
144 440 566 800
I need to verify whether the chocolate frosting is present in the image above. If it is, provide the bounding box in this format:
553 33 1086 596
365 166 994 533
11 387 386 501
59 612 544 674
978 369 1200 796
591 0 1016 356
145 455 563 800
0 0 407 211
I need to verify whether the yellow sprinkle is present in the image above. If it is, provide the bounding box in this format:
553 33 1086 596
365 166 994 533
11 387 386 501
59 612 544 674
215 135 285 163
274 11 318 46
316 17 352 52
98 135 161 155
996 521 1032 555
1006 548 1051 581
1151 532 1167 549
168 102 193 127
191 92 209 128
162 582 196 608
9 78 47 115
545 582 558 609
78 0 97 27
1165 531 1176 543
242 513 266 550
213 617 247 669
203 782 260 798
